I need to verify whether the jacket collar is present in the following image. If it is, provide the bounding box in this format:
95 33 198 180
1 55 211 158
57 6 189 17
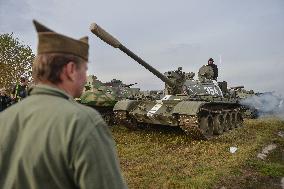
29 84 73 100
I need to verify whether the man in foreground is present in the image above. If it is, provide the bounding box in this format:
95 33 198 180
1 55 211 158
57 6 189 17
0 20 127 189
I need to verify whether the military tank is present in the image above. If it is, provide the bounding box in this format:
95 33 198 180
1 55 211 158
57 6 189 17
226 86 258 119
90 22 244 139
229 86 284 118
79 75 140 125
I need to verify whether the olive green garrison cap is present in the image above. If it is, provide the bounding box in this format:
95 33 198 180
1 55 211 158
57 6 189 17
33 20 89 61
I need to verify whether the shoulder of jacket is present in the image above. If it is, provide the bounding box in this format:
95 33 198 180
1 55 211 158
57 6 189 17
71 101 102 120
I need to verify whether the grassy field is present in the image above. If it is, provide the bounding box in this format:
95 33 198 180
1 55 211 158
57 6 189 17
111 118 284 189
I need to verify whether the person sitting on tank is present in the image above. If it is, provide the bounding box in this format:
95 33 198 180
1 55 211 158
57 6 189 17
207 58 218 80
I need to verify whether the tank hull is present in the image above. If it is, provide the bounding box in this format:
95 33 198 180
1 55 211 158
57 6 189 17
114 96 243 139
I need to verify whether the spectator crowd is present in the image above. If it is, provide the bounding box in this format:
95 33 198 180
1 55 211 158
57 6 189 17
0 76 28 112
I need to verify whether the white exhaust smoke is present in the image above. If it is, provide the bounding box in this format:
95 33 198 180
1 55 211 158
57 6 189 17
240 92 284 119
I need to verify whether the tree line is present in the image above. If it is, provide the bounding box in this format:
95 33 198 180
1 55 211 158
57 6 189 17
0 33 34 92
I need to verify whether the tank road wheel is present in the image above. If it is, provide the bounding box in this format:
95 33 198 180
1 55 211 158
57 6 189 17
114 110 127 126
102 112 115 126
199 115 213 139
222 113 228 132
124 115 144 129
102 113 111 125
223 113 232 131
236 112 244 128
230 112 237 128
114 111 138 129
124 117 140 130
213 114 224 135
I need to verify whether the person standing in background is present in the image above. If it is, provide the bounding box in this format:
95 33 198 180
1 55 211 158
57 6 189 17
0 88 11 111
11 76 28 103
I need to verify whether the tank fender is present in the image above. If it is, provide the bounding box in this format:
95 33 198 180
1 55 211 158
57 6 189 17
172 101 206 115
113 99 139 111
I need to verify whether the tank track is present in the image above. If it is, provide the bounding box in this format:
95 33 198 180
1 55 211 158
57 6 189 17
114 111 139 129
101 111 116 126
86 105 116 126
179 108 244 140
114 108 244 140
179 115 205 139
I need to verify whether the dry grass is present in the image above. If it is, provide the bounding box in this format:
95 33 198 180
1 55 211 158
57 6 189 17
111 118 284 189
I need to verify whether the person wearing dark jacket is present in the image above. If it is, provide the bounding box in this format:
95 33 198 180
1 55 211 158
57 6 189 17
11 76 28 103
0 88 11 112
207 58 218 80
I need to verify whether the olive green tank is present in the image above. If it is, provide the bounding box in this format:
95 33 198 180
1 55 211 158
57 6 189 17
79 75 140 125
90 22 244 139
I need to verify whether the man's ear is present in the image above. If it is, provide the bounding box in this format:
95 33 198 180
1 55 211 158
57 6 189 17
65 61 77 81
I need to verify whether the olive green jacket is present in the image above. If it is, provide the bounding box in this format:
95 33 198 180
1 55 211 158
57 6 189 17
0 85 127 189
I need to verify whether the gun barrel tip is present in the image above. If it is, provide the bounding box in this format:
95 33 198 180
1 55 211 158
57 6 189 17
89 23 98 31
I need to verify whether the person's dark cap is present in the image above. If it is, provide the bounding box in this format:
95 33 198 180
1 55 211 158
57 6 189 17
20 76 27 82
208 58 214 62
33 20 89 61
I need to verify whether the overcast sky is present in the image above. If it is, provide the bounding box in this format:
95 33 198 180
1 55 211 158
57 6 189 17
1 0 284 95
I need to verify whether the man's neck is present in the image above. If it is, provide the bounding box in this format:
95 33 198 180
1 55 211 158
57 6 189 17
38 81 75 98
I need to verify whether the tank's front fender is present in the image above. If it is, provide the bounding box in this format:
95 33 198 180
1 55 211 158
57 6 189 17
172 101 205 115
113 100 139 111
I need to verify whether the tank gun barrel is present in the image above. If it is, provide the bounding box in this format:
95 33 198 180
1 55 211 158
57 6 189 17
90 23 176 88
231 86 244 90
124 83 137 88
